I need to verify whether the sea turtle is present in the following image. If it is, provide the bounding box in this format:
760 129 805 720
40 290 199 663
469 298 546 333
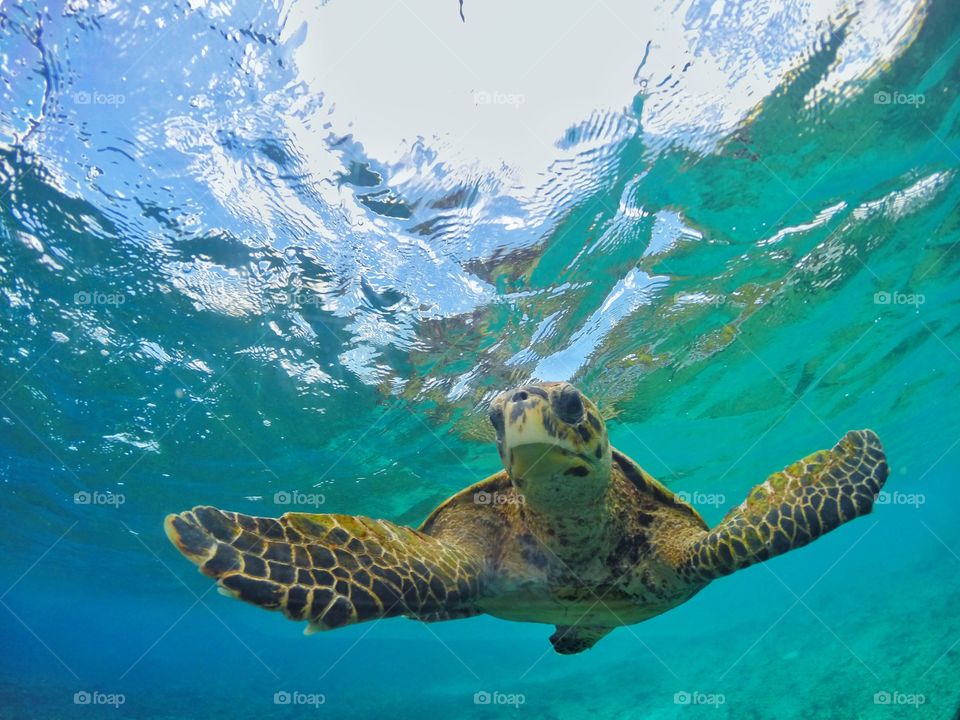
165 381 888 654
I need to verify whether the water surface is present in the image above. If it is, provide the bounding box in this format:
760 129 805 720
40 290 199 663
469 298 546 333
1 0 959 717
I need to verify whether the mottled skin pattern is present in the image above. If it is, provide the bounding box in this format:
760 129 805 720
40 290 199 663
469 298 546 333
166 381 888 654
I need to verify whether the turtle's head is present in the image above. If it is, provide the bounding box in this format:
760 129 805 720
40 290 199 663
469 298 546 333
489 382 611 509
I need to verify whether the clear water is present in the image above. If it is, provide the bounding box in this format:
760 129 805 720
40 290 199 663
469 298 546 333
1 0 959 717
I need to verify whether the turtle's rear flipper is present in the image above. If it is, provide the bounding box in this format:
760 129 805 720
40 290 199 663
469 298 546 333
164 507 484 632
549 625 611 654
685 429 888 580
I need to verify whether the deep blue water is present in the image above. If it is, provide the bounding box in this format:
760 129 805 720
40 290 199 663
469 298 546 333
1 0 959 718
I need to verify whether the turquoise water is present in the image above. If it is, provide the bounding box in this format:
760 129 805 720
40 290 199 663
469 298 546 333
1 0 959 717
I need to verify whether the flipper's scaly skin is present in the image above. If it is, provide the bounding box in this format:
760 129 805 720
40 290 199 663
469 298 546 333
682 429 888 580
165 383 890 655
164 508 484 632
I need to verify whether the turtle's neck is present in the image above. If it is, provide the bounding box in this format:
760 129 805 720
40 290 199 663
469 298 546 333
516 476 619 567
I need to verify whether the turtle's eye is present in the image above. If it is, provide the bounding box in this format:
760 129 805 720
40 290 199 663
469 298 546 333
553 386 584 424
488 405 505 436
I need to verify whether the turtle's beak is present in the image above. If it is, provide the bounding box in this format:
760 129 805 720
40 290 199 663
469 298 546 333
509 443 573 480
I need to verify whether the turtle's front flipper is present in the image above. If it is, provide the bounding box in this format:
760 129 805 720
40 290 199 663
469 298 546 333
164 507 485 632
684 429 888 580
549 625 611 654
